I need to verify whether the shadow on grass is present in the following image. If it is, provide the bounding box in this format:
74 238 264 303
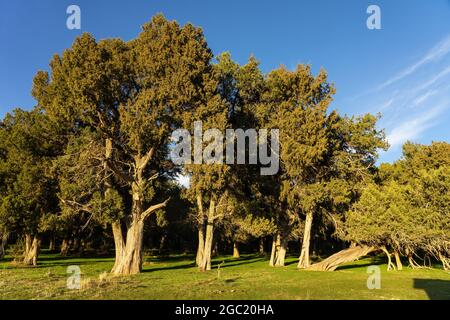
142 254 267 273
414 279 450 300
143 262 196 273
335 256 386 271
211 255 267 269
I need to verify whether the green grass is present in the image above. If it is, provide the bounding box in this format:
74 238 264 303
0 252 449 300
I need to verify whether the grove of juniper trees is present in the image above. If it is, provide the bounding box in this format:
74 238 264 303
0 14 448 274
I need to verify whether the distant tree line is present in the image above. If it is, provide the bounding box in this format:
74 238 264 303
0 15 448 274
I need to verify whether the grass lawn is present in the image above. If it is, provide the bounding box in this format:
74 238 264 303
0 252 449 300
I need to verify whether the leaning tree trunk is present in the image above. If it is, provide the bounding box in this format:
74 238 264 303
307 246 376 271
438 252 450 271
23 236 40 266
298 211 313 268
199 199 215 272
233 242 240 258
381 246 396 271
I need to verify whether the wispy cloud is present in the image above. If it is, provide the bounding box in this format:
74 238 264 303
377 35 450 90
414 65 450 92
386 103 448 147
412 89 438 107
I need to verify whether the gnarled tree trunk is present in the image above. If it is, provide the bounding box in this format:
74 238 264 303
23 235 40 266
381 246 396 271
307 245 376 271
274 233 288 267
298 211 313 268
110 151 169 276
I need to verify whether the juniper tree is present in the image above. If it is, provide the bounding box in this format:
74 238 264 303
0 109 59 265
32 14 220 274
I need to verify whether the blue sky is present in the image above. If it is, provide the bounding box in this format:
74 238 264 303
1 0 450 163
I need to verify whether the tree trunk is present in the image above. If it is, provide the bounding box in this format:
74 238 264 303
269 233 280 266
0 232 8 259
195 193 205 267
298 211 313 268
110 152 169 275
212 240 218 257
438 253 450 271
112 181 145 275
199 199 215 272
275 233 287 267
60 238 70 256
24 234 32 257
111 218 144 275
307 246 376 271
233 242 240 258
48 237 55 251
23 236 40 266
394 250 403 271
381 246 396 271
111 221 125 273
259 238 265 256
159 234 167 255
269 235 278 267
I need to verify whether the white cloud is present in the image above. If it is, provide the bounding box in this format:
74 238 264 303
412 89 438 107
386 104 448 147
377 35 450 90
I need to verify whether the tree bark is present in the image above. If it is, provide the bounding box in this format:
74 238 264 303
233 242 240 258
111 218 144 275
307 245 376 271
23 236 40 266
298 211 313 268
199 199 215 272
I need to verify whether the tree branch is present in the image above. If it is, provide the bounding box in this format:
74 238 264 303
141 197 171 221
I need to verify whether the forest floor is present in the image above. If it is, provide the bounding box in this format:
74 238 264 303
0 252 449 300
